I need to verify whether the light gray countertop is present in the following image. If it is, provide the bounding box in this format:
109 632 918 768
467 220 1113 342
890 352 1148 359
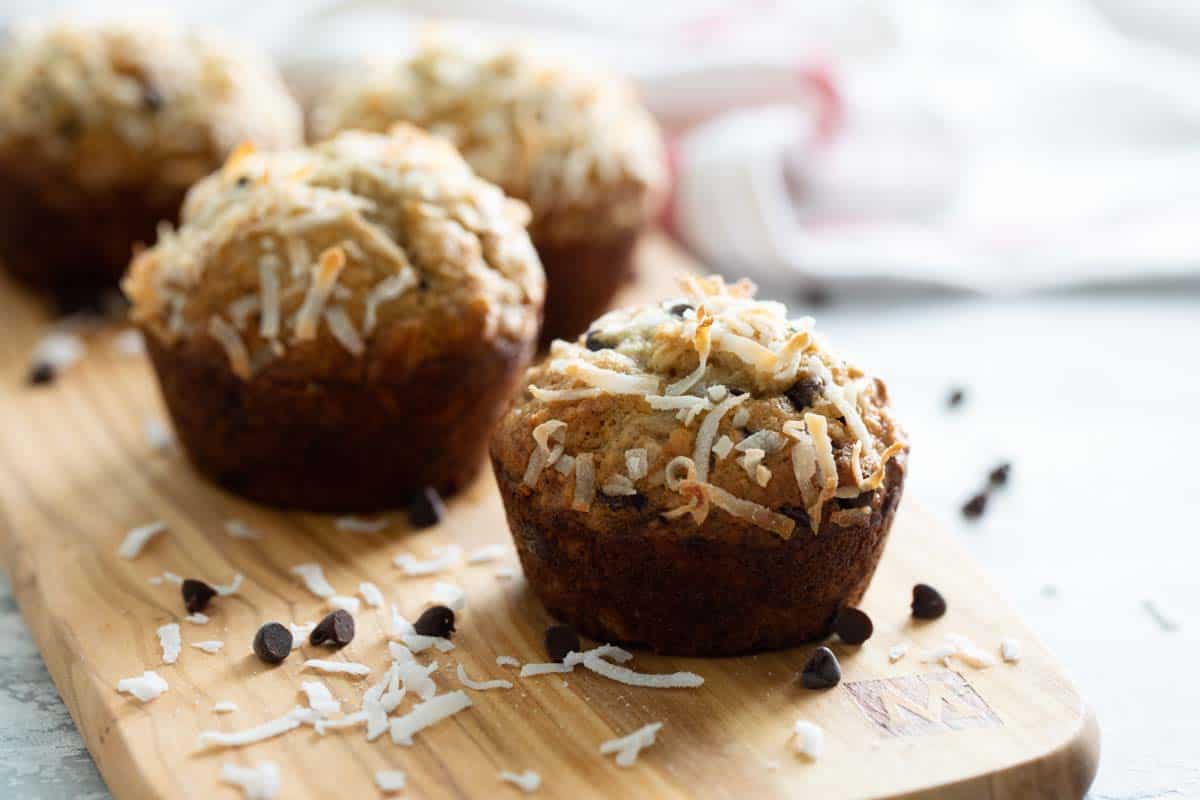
1 291 1197 799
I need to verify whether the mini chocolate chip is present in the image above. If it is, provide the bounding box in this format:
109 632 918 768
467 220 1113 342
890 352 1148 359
801 285 831 308
253 622 292 664
413 605 455 638
142 84 164 112
911 583 947 620
544 624 581 663
407 486 445 529
947 387 966 409
584 330 612 351
961 492 988 520
27 362 55 386
310 609 355 647
833 607 873 645
235 175 250 188
785 377 823 411
799 646 841 689
667 302 694 317
988 462 1012 487
181 579 217 614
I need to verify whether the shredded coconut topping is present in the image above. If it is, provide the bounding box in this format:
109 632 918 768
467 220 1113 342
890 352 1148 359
118 521 167 559
499 770 542 793
291 563 336 598
600 722 663 767
117 671 167 702
457 664 514 691
221 761 281 800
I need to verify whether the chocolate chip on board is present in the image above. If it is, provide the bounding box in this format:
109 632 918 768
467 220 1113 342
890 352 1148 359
413 605 456 639
27 362 55 386
962 491 988 520
911 583 948 620
544 624 582 663
833 607 874 645
988 462 1012 487
181 579 217 614
947 387 966 408
799 646 841 689
408 486 445 529
253 622 293 664
309 610 355 647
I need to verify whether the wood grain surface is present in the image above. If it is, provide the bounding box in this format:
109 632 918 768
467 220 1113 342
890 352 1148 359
0 235 1098 799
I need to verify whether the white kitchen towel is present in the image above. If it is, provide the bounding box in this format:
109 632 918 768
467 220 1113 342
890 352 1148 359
11 0 1200 293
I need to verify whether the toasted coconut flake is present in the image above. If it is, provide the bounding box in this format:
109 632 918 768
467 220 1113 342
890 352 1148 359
524 419 566 486
712 435 735 461
673 480 796 538
601 474 637 496
324 305 364 356
529 386 606 403
858 441 905 491
553 454 575 475
258 260 281 339
208 316 252 379
804 413 839 531
364 270 417 334
573 452 596 511
551 358 660 395
294 246 347 341
736 430 786 454
693 393 749 483
665 314 712 396
737 448 766 482
625 448 649 480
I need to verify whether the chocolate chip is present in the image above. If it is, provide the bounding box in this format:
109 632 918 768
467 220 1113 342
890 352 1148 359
253 622 292 664
141 84 164 112
413 605 455 638
309 610 355 647
584 330 612 351
667 302 694 317
181 579 217 614
801 285 831 308
988 462 1011 487
785 377 823 411
799 646 841 689
544 623 581 663
833 607 873 645
911 583 947 620
235 175 250 188
947 387 966 409
27 362 55 386
407 486 445 529
961 492 988 519
597 491 647 511
56 118 81 139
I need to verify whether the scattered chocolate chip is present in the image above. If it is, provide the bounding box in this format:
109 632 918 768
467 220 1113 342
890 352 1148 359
27 362 55 386
961 491 988 520
784 377 823 412
584 330 612 351
833 607 873 645
667 302 694 317
801 285 831 308
407 486 445 529
141 84 164 112
253 622 292 664
181 579 217 614
309 609 355 647
988 462 1012 487
911 583 947 620
413 605 455 638
235 175 250 188
544 623 581 663
799 646 841 689
947 387 966 409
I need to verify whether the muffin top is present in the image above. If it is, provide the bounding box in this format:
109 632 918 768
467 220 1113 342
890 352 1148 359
0 19 302 190
123 125 544 381
311 39 666 244
494 276 906 538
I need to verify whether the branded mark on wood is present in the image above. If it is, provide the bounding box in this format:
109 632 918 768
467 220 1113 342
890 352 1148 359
845 671 1001 737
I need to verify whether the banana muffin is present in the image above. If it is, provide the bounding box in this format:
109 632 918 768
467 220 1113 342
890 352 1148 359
490 277 907 655
124 125 544 510
0 19 302 303
311 39 666 344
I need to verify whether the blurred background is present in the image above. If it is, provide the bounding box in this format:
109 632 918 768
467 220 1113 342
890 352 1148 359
0 1 1197 798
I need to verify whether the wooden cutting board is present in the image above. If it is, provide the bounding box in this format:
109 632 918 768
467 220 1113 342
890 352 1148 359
0 235 1098 800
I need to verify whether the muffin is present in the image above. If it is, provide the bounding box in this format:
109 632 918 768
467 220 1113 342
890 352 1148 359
0 20 302 304
490 276 908 655
123 125 544 510
311 39 666 344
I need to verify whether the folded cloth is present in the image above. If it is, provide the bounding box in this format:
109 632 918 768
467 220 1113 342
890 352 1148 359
44 0 1200 293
